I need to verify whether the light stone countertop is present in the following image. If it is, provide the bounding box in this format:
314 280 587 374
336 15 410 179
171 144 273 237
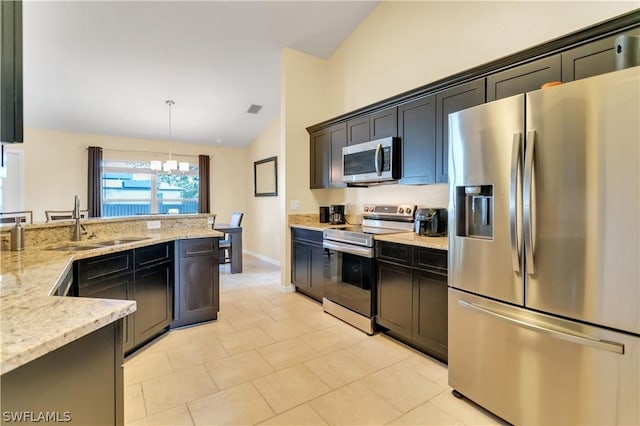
373 233 449 250
289 223 347 232
0 228 224 375
290 220 448 251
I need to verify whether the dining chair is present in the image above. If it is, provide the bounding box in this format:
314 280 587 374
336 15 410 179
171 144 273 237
0 211 33 224
45 210 88 222
219 212 243 264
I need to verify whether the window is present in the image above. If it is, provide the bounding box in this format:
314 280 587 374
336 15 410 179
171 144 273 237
102 160 199 217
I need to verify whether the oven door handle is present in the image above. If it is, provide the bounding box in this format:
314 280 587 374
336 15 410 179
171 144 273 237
323 240 374 258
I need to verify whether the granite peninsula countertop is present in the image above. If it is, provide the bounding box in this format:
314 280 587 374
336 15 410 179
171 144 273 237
0 227 224 375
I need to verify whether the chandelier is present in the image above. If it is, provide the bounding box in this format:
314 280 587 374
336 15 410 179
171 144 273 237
150 100 189 172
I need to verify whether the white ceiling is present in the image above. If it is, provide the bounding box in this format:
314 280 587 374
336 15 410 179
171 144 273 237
23 1 379 147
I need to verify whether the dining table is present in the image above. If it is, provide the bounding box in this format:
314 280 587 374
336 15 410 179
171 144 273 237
213 223 243 274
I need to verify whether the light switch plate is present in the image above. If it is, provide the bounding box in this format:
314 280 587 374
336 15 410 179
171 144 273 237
147 220 161 229
290 200 299 210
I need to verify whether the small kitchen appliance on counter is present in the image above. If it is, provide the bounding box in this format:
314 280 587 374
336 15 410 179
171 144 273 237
329 204 346 225
414 208 447 236
319 206 330 223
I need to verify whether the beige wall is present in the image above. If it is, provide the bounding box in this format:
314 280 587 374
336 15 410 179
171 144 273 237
18 128 247 224
280 1 637 285
327 1 639 116
245 117 283 266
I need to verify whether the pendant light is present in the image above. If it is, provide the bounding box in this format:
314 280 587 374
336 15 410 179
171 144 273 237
150 100 189 172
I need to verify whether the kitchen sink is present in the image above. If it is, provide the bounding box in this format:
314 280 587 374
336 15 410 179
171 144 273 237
48 245 103 251
94 237 151 246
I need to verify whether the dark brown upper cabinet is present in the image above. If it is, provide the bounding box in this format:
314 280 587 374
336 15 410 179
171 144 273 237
370 107 398 140
398 95 436 185
1 0 23 143
310 128 330 189
486 55 561 102
435 79 485 183
562 29 640 83
310 122 347 189
346 116 370 145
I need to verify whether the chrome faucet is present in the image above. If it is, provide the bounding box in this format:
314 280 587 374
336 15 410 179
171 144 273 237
71 194 86 241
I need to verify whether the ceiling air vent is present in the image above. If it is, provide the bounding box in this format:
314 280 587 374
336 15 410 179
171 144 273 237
246 104 262 114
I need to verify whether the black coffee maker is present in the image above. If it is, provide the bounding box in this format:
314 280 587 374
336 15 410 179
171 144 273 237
329 204 346 225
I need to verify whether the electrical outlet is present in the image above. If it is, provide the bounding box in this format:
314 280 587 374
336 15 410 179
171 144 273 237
290 200 300 210
207 216 215 225
147 220 161 230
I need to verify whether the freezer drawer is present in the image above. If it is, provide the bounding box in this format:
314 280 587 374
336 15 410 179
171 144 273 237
448 288 639 425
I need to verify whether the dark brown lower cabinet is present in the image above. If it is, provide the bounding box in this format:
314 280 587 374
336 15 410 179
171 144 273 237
291 228 324 301
376 241 448 363
1 321 124 425
134 261 173 345
376 262 413 340
78 272 135 353
173 238 220 327
412 269 448 362
75 242 174 354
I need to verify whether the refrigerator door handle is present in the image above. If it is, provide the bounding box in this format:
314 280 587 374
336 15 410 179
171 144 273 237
524 130 536 275
510 133 522 273
458 299 625 354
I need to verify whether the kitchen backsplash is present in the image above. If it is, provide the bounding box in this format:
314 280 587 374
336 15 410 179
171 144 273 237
0 215 213 251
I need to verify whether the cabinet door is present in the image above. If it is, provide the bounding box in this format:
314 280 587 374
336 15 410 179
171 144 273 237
487 55 561 101
292 241 310 288
308 244 326 300
134 262 173 345
398 95 436 184
370 107 398 139
0 0 23 143
435 79 485 183
347 116 370 145
78 273 135 353
376 262 413 339
412 270 448 363
561 30 640 82
176 255 217 326
310 129 330 189
329 122 347 188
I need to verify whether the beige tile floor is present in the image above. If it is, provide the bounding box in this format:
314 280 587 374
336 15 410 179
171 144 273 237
124 255 507 425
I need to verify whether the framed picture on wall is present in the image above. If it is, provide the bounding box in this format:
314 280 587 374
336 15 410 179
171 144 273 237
254 156 277 197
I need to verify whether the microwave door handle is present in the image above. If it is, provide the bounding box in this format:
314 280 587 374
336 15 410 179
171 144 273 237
375 143 382 176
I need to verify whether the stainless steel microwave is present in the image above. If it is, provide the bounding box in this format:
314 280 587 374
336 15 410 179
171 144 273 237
342 137 400 184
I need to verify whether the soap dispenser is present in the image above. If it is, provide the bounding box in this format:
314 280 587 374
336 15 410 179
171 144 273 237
11 218 24 251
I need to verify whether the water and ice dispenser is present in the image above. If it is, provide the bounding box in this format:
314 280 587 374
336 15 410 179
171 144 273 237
455 185 493 239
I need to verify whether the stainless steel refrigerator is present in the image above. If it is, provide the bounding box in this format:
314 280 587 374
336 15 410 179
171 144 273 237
448 66 640 425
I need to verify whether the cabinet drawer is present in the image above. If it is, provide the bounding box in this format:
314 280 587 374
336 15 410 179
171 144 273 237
292 228 323 245
413 247 447 275
135 242 173 268
180 238 217 258
77 250 133 285
376 241 412 266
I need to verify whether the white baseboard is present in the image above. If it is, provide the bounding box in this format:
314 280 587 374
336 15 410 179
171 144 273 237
242 250 281 267
279 284 295 293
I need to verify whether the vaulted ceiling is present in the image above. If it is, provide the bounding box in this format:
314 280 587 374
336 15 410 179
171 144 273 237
23 1 379 147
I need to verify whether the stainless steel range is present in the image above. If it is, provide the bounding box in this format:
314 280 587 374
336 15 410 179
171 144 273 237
322 204 415 334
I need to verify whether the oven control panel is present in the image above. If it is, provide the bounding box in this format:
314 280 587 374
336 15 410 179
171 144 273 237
362 204 416 219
